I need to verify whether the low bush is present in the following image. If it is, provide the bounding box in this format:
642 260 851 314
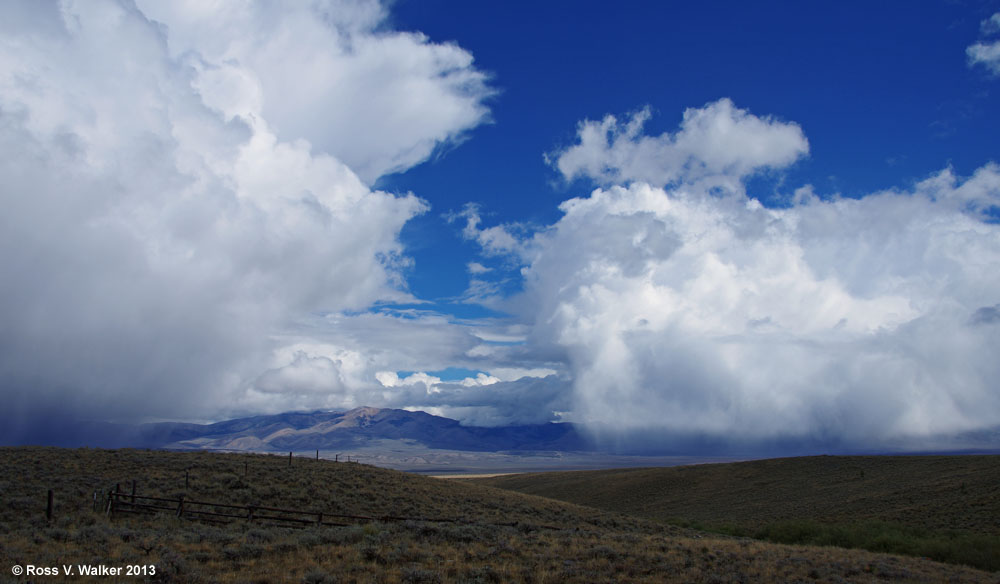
755 519 1000 572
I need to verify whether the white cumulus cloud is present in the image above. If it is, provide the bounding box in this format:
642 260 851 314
0 0 492 432
227 309 568 425
549 98 808 191
967 12 1000 76
466 100 1000 448
135 0 494 184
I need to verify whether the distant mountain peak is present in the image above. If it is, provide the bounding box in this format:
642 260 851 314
343 406 383 417
124 407 589 453
339 406 383 428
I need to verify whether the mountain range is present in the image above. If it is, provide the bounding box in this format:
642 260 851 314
37 407 591 453
16 407 999 458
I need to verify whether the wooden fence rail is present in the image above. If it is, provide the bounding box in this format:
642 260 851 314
104 491 475 529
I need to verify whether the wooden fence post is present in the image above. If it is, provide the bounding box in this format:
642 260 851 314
247 505 255 522
185 469 189 489
288 451 292 467
317 512 323 525
46 489 53 522
131 480 136 504
316 449 319 460
176 495 184 518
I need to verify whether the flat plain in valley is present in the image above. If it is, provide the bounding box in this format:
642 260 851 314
305 438 731 475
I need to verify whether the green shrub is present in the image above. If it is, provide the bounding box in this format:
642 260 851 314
401 566 442 583
301 568 337 584
754 520 1000 572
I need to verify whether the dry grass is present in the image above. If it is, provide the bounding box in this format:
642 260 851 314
0 447 997 583
475 454 1000 572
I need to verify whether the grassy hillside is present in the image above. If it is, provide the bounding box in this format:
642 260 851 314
0 448 996 583
475 455 1000 571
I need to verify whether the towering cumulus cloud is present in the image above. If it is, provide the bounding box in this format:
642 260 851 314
135 0 492 184
0 0 491 436
511 99 1000 449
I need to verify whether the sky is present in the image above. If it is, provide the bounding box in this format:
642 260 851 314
1 0 999 453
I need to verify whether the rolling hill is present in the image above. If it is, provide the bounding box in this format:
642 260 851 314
2 447 998 583
475 455 1000 571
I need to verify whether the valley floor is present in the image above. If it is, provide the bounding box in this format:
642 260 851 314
302 439 737 475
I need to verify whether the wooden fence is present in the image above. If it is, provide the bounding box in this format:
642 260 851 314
105 490 468 528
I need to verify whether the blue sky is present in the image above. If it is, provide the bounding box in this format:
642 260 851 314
1 0 999 452
384 0 1000 303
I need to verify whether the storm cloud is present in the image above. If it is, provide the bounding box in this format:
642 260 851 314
469 100 1000 449
0 0 492 435
3 3 999 454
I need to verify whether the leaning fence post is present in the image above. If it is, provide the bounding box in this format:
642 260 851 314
176 495 184 518
105 490 114 517
46 489 53 522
